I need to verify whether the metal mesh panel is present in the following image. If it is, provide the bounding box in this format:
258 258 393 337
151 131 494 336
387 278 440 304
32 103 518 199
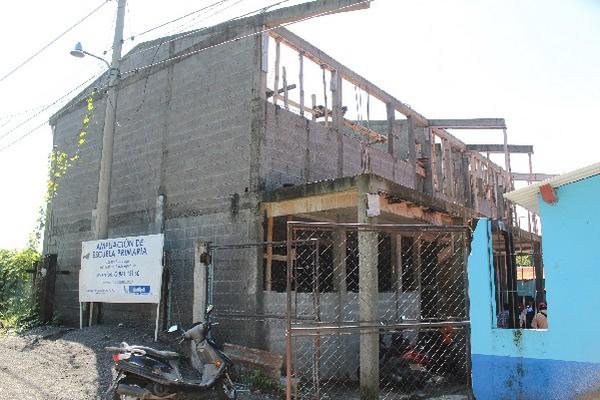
285 222 472 399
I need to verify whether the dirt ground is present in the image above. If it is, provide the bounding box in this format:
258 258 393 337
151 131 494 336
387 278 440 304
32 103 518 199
0 325 467 400
0 325 270 400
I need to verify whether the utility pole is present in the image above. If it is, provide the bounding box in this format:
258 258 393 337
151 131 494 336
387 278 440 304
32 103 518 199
94 0 126 240
88 0 126 327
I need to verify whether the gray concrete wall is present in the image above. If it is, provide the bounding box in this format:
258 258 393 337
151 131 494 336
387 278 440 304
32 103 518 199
45 29 263 329
262 103 415 190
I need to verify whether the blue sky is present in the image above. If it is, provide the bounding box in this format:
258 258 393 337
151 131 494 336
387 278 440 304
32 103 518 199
0 0 598 248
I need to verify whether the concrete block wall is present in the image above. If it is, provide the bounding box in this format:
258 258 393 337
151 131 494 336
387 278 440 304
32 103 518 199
45 29 264 328
262 103 414 190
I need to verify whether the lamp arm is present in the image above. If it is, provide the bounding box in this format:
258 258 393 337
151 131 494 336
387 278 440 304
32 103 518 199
82 50 111 69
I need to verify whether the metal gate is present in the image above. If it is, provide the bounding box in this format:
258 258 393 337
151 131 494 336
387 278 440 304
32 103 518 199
285 222 472 400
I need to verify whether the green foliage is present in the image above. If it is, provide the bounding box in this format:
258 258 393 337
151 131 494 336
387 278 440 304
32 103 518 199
0 248 41 332
515 254 532 267
46 90 96 201
27 90 97 252
243 369 284 397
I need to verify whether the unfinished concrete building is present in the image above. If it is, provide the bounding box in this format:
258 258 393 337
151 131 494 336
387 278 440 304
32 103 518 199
44 0 543 371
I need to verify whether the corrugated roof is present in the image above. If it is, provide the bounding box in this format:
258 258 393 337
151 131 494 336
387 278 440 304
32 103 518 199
504 162 600 213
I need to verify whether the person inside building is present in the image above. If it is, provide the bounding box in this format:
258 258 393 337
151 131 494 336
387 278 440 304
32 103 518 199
531 302 548 329
518 304 527 328
525 300 535 328
497 303 510 328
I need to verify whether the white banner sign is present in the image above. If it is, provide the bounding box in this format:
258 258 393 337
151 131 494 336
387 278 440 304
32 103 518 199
79 234 164 303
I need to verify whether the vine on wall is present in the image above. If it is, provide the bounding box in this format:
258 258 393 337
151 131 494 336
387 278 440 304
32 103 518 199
46 90 96 201
30 90 97 250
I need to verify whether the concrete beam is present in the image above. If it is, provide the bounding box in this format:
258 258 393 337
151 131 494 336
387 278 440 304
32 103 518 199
428 118 507 129
467 144 533 154
263 0 371 27
511 172 558 182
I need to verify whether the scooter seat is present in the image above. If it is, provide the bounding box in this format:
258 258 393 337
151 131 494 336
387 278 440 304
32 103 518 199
129 345 180 360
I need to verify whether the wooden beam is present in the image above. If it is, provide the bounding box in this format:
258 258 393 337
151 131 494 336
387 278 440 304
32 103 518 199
511 172 558 182
467 144 533 154
273 39 281 106
270 28 429 127
428 118 507 129
379 197 455 226
223 343 283 379
298 52 305 117
264 190 358 217
343 119 386 143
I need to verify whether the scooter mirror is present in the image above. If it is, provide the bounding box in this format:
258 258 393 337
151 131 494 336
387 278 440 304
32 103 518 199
206 305 214 315
167 325 179 333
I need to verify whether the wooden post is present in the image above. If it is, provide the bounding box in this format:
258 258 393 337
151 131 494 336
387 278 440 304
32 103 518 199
37 254 57 324
407 115 417 185
299 52 305 118
470 155 479 214
442 138 450 195
386 103 395 156
331 69 343 177
321 66 329 127
273 39 281 106
282 67 289 110
431 130 438 193
311 94 317 121
266 216 274 291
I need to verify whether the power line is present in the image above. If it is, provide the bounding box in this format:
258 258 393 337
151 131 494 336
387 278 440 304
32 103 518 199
0 120 49 153
0 0 110 85
0 72 104 142
1 0 370 153
0 82 108 155
102 0 235 54
122 0 371 77
135 0 231 38
122 0 290 61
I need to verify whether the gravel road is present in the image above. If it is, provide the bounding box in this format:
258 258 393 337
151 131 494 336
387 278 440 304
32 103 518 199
0 325 271 400
0 325 169 399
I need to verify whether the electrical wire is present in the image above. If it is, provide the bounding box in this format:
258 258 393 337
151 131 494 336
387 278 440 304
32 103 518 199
0 72 105 142
103 0 235 54
0 81 109 155
159 0 241 38
1 0 371 153
0 120 49 153
0 0 110 84
135 0 231 38
122 0 371 77
122 0 291 62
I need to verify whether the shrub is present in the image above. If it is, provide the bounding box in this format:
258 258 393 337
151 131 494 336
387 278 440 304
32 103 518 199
0 248 41 331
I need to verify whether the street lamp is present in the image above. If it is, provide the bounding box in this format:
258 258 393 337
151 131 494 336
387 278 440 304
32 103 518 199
70 42 111 69
69 0 127 328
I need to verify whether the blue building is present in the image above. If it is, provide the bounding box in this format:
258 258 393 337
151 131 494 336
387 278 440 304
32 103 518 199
468 162 600 399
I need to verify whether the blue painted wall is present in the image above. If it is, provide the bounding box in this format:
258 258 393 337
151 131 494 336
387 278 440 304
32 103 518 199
468 174 600 399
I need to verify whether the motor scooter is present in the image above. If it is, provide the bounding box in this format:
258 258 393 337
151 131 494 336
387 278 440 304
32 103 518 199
106 305 236 399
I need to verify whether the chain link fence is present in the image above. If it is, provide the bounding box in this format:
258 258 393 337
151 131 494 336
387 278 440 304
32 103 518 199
204 222 473 399
285 222 472 400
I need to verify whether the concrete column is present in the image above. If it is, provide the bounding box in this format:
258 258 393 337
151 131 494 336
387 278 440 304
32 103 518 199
153 194 165 234
357 179 379 400
193 241 209 323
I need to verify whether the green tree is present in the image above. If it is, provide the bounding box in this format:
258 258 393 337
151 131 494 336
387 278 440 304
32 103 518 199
0 248 41 330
